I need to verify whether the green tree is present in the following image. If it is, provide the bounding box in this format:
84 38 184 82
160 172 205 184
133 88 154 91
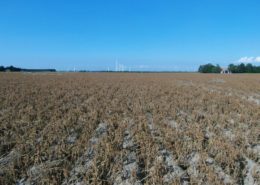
228 64 237 73
228 63 260 73
238 63 246 73
212 64 221 73
0 66 5 72
198 63 222 73
5 66 21 72
246 63 253 73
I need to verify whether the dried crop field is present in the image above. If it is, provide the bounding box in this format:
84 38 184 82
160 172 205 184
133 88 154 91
0 72 259 185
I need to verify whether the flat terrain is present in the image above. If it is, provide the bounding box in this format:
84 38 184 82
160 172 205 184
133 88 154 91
0 73 259 185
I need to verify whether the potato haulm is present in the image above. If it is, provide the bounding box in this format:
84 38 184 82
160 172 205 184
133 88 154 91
0 73 259 185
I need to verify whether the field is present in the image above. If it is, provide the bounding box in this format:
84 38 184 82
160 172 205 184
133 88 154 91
0 73 259 185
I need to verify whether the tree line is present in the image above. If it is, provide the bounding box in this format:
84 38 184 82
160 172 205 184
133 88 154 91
198 63 260 73
198 64 222 73
0 65 56 72
0 66 22 72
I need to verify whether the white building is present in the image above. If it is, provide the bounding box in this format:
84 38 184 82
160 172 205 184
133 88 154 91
220 67 231 74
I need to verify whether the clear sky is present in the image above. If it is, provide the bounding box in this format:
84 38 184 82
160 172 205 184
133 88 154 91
1 0 260 71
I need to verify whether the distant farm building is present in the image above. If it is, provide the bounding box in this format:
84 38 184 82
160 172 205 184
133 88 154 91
220 68 231 74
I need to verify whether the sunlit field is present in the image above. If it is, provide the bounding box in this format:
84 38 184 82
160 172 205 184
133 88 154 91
0 73 259 185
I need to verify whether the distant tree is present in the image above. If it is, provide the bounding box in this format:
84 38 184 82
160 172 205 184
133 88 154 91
5 66 22 72
255 66 260 73
238 63 246 73
198 63 221 73
228 64 238 73
212 64 222 73
245 63 253 73
0 65 56 72
0 66 5 72
228 63 260 73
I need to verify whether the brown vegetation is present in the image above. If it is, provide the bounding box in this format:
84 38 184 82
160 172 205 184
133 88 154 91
0 73 259 184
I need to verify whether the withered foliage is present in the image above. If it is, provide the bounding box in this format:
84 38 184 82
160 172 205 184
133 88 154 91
0 73 259 185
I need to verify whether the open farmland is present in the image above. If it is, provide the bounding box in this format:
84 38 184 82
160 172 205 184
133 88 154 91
0 73 259 185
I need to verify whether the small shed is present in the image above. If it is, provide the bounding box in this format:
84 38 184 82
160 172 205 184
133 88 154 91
220 68 231 74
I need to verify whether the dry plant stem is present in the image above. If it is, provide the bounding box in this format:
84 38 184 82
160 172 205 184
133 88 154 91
0 73 259 185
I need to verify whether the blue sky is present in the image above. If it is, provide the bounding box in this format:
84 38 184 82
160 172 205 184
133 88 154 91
0 0 260 71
